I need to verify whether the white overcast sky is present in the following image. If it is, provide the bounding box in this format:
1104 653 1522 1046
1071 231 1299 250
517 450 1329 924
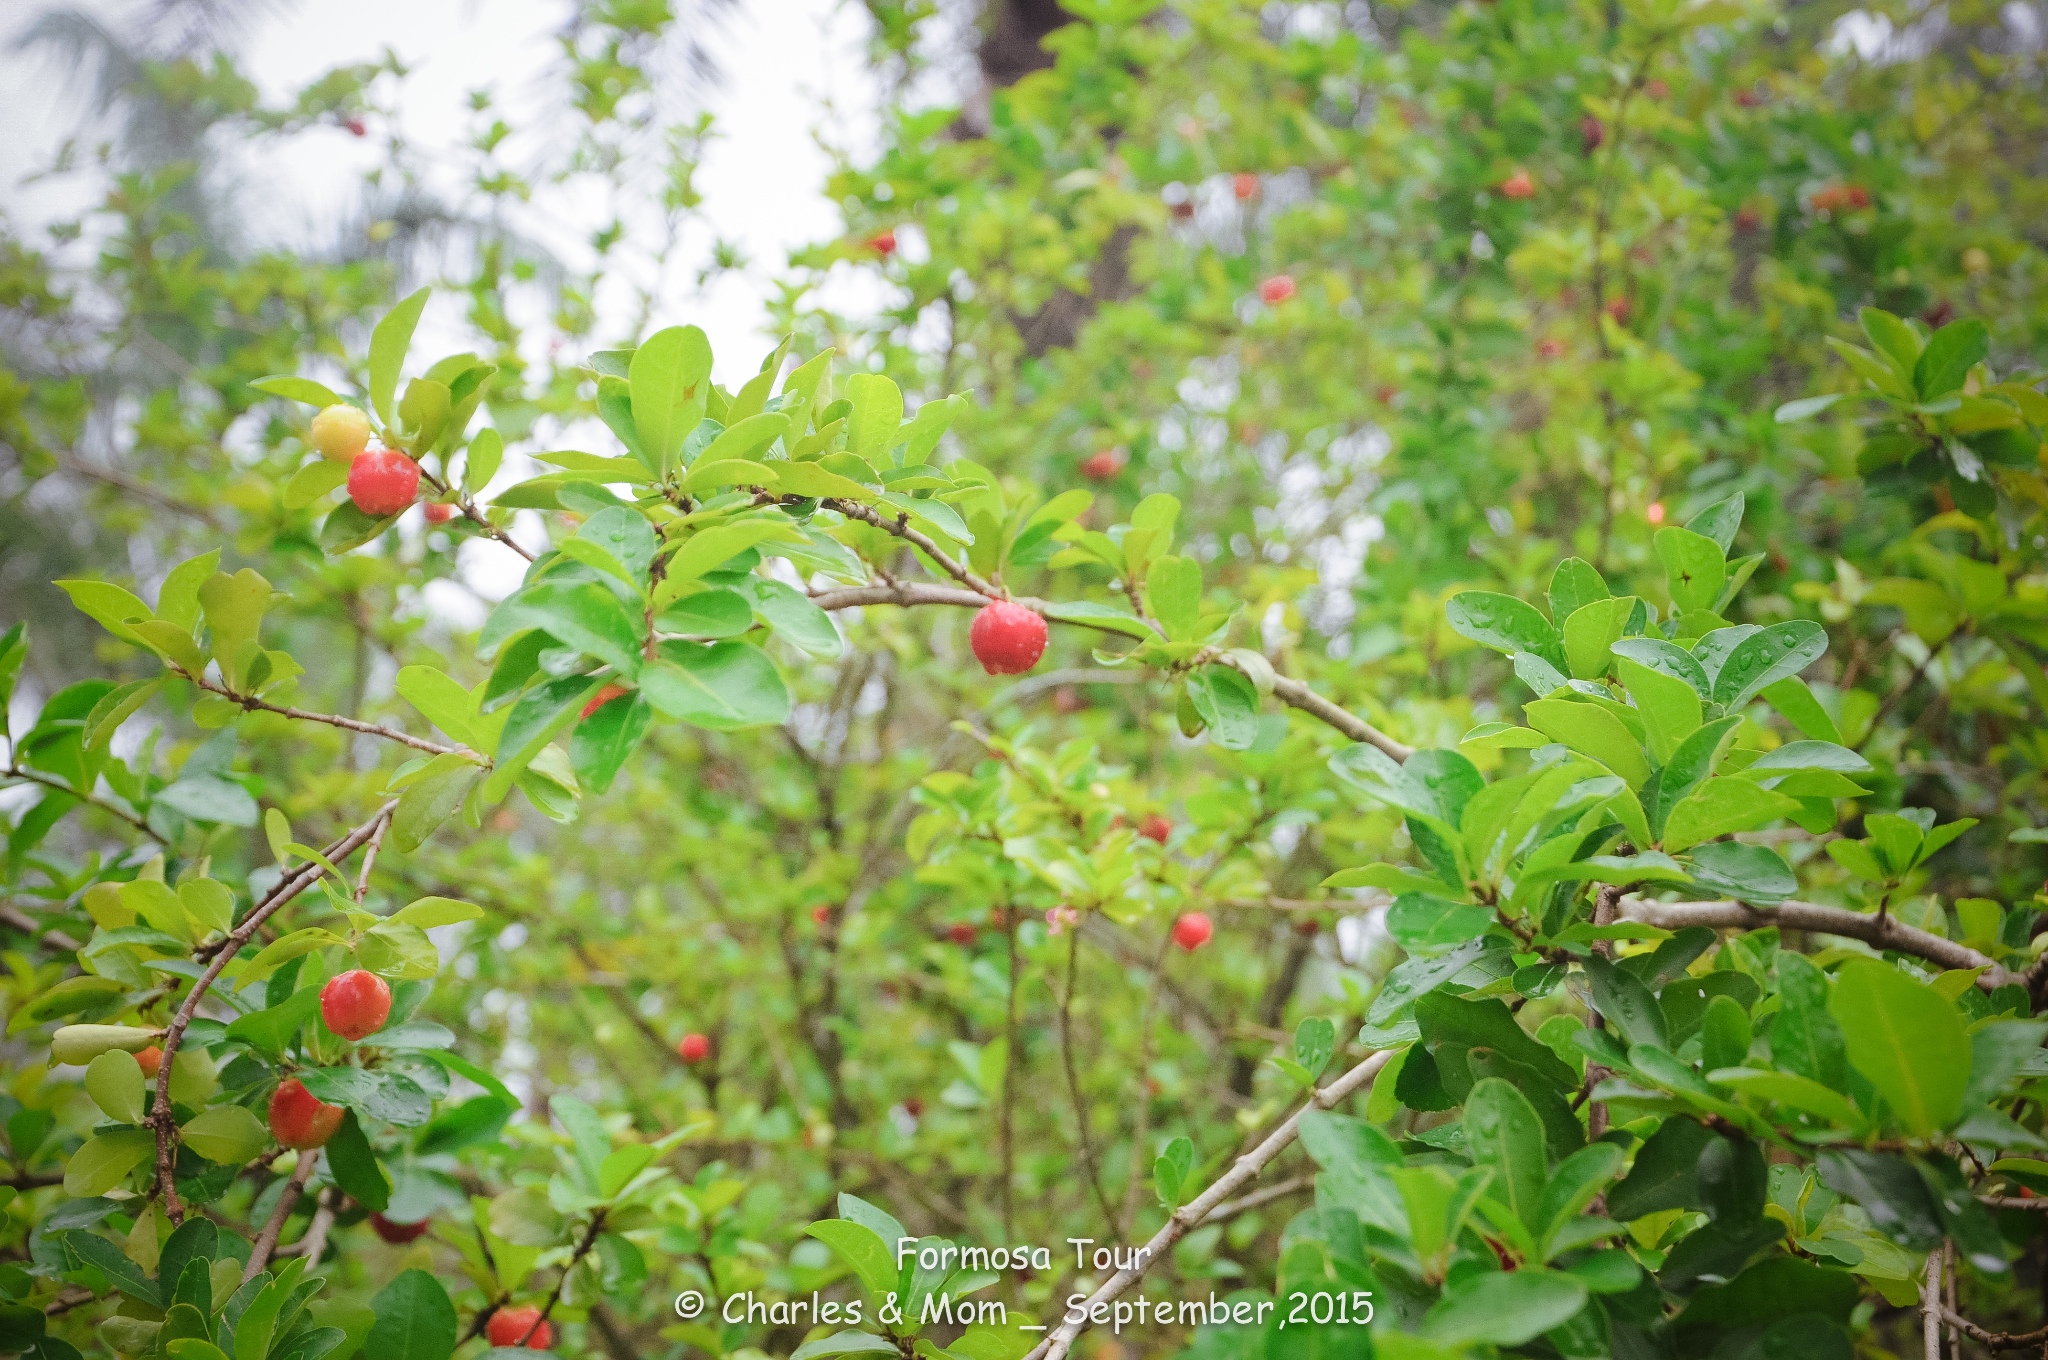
1 0 892 381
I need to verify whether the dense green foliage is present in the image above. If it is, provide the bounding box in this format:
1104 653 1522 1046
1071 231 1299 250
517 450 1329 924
2 1 2047 1358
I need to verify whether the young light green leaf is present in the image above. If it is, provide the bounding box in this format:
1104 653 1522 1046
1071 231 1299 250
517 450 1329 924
368 288 431 426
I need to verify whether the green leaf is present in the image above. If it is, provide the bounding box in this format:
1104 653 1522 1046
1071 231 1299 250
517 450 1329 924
502 581 643 677
1816 1149 1943 1250
658 588 754 638
1686 492 1746 553
388 897 483 929
1523 699 1651 788
395 667 483 749
1607 1117 1711 1219
1446 591 1565 670
1385 895 1495 954
482 675 603 804
1586 956 1668 1050
64 1128 154 1197
1185 666 1259 750
369 289 431 426
629 325 714 472
807 1220 901 1300
1615 658 1702 763
1774 392 1844 423
1859 307 1923 373
180 1105 266 1166
296 1067 433 1127
395 378 450 452
571 691 651 795
365 1269 457 1360
320 501 400 554
391 753 484 854
1760 676 1842 742
1661 777 1798 852
1562 596 1635 679
747 579 843 658
1829 959 1970 1136
1145 555 1204 641
252 375 346 408
464 427 504 493
1914 318 1989 399
1465 1078 1548 1232
845 373 904 464
85 1050 146 1124
792 1332 899 1360
702 411 791 465
1424 1269 1589 1346
642 641 790 731
1153 1134 1195 1208
1547 558 1610 623
1710 1069 1862 1127
283 459 349 509
327 1110 390 1212
1655 528 1727 613
1711 620 1828 710
1537 1142 1625 1252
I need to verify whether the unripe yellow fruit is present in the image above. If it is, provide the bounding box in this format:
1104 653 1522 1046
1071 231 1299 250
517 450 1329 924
310 404 373 462
1962 247 1991 275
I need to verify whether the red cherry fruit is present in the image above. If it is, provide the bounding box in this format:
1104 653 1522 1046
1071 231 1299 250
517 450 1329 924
812 905 833 926
677 1032 712 1064
1646 501 1667 526
424 501 456 524
1232 172 1260 201
270 1078 345 1150
948 922 977 945
1499 169 1536 200
904 1096 925 1118
1645 78 1669 99
347 448 420 518
487 1306 555 1350
969 601 1048 676
869 229 897 256
344 116 368 138
370 1213 431 1244
1171 912 1213 952
1138 814 1172 844
581 683 630 719
1580 115 1605 153
136 1045 164 1078
320 969 392 1042
1259 275 1296 304
1844 184 1871 210
1079 447 1127 479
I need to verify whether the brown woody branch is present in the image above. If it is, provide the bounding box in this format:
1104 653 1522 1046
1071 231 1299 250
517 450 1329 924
150 802 397 1223
3 764 167 843
181 671 474 759
243 1153 318 1282
1024 1048 1394 1360
1619 896 2021 989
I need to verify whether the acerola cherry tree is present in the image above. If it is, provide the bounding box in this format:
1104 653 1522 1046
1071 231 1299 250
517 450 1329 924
3 2 2047 1359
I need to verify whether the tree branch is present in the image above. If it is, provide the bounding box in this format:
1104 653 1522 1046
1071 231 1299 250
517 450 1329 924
824 498 1001 597
1024 1048 1393 1360
1619 896 2020 989
243 1153 318 1282
3 764 166 843
150 802 398 1223
180 671 474 759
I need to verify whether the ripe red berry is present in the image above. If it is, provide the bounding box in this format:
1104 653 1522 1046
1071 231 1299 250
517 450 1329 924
344 116 368 138
581 683 630 719
1079 447 1127 479
1536 338 1566 360
1499 169 1536 199
948 922 977 945
1232 172 1260 201
269 1078 345 1150
1138 814 1172 844
1259 275 1296 304
309 405 372 463
812 905 833 926
903 1096 925 1118
1646 501 1666 526
347 448 420 518
1580 115 1605 153
424 501 456 524
869 229 897 256
1171 913 1213 952
370 1213 431 1244
969 601 1048 676
320 969 392 1042
135 1045 163 1078
677 1032 712 1064
487 1306 555 1350
1844 184 1870 210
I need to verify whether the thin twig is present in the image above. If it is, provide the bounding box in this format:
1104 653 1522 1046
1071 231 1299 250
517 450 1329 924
1199 1175 1314 1226
243 1154 318 1282
0 904 85 953
150 801 398 1223
1057 931 1118 1228
1940 1307 2048 1351
1620 896 2019 989
1118 924 1177 1236
1921 1248 1944 1360
1024 1048 1394 1360
2 764 166 843
181 671 473 758
824 498 1001 597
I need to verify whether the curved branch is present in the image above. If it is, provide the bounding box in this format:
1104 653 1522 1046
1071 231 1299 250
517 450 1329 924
150 802 397 1223
1024 1048 1394 1360
1620 897 2020 989
3 764 166 843
182 671 473 759
824 498 1001 597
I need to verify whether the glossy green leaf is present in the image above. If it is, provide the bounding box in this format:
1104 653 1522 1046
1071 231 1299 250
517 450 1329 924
1829 960 1969 1136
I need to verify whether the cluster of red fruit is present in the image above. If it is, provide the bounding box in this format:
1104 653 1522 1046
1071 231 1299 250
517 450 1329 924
266 969 394 1150
311 404 455 522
